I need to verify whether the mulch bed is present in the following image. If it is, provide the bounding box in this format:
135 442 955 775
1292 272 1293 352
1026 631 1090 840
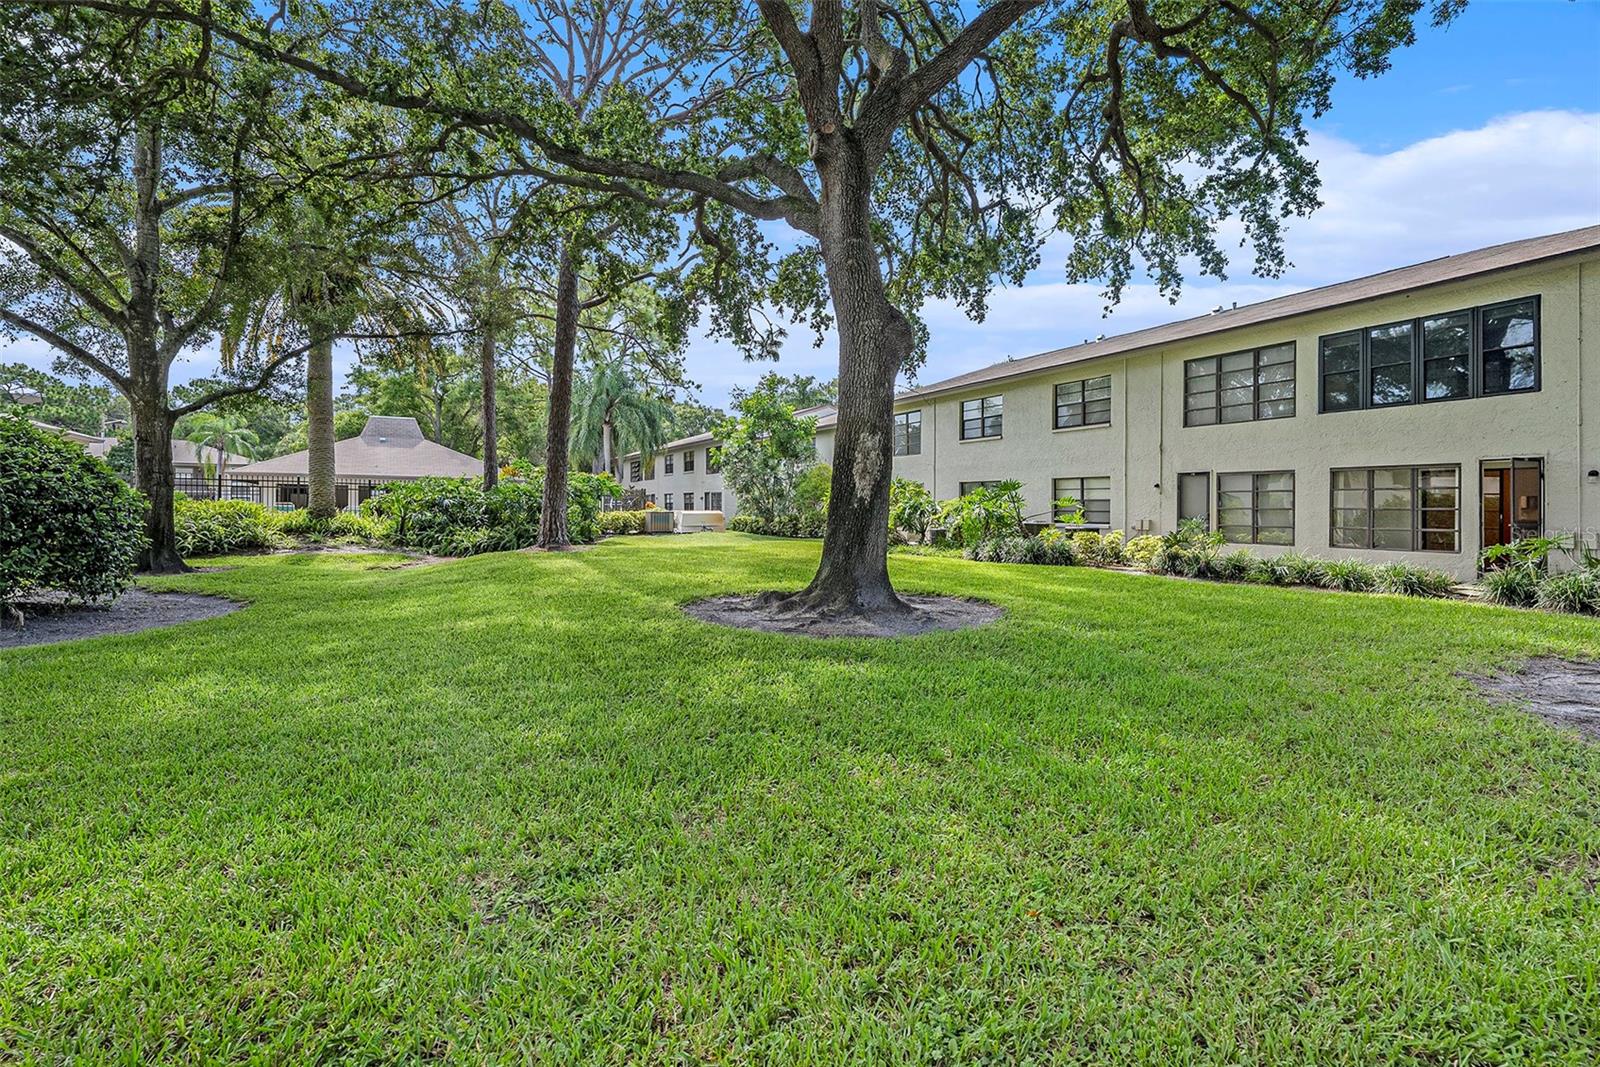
0 589 243 650
684 592 1003 639
1471 657 1600 741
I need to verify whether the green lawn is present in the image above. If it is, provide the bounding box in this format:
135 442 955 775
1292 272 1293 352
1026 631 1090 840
3 534 1599 1062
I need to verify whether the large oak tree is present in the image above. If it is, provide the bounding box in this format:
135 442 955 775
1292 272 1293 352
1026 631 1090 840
26 0 1459 607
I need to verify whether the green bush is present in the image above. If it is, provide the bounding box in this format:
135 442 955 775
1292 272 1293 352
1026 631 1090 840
935 481 1025 547
175 497 285 556
599 510 647 535
1480 563 1540 607
1319 558 1378 592
363 471 616 555
888 478 936 540
1 416 147 606
1373 562 1457 598
1257 551 1324 587
1212 549 1260 583
1534 569 1600 614
726 511 824 538
1123 535 1162 568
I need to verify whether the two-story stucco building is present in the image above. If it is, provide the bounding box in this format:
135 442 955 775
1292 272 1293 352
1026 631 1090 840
812 226 1600 579
618 405 836 522
619 431 732 517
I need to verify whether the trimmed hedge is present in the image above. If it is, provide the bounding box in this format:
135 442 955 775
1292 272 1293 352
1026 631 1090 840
964 526 1461 600
599 510 647 536
363 470 616 556
1 416 147 605
175 497 286 556
728 512 826 538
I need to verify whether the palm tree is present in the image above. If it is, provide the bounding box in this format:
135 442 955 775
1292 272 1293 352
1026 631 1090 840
180 413 258 499
571 357 675 481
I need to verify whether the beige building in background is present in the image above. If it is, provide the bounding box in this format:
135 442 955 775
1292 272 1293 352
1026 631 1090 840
814 227 1600 579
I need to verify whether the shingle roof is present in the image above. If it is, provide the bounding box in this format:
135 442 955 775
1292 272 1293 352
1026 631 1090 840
231 416 480 478
812 225 1600 425
171 439 253 468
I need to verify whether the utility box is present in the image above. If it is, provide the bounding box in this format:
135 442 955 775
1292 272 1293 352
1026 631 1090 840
677 510 726 533
642 510 675 534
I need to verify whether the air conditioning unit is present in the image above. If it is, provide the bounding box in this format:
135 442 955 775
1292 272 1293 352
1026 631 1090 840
676 510 726 533
643 510 675 534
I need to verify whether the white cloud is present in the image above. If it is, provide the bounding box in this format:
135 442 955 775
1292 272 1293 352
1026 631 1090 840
704 109 1600 396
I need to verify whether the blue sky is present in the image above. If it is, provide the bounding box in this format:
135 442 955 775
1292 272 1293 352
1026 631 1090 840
6 1 1600 410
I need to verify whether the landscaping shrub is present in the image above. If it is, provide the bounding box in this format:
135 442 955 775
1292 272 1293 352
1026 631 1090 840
1373 561 1457 598
726 511 825 538
1534 569 1600 614
1319 558 1378 593
273 507 388 545
1123 535 1161 568
1212 549 1261 583
364 471 615 555
0 416 147 606
888 477 936 540
935 481 1025 546
599 510 647 535
1257 551 1324 587
1480 563 1540 607
175 497 285 556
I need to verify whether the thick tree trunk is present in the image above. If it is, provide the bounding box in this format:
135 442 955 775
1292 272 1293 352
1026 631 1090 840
782 144 912 616
538 248 579 548
133 400 186 573
481 329 498 489
128 119 187 573
306 332 337 519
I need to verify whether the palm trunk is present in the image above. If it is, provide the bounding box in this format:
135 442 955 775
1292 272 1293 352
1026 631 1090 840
538 247 579 548
481 328 498 489
784 144 910 615
306 332 337 519
600 415 614 479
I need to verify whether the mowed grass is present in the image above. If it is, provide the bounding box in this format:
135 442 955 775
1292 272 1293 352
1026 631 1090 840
3 534 1599 1063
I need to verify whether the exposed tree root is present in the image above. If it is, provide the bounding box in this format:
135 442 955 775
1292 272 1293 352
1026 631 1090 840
688 592 1000 638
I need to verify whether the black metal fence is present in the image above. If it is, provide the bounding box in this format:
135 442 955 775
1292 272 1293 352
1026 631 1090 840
174 473 390 514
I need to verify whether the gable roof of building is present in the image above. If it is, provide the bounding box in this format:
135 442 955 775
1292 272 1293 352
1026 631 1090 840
812 225 1600 429
171 439 253 468
231 416 480 479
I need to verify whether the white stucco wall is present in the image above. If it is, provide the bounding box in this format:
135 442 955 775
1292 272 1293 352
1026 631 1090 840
813 253 1597 578
619 438 736 518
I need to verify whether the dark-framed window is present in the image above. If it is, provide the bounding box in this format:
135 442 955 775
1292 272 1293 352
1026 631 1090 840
646 493 656 505
1320 296 1539 412
684 449 695 472
959 480 1002 496
1183 344 1295 427
707 492 723 512
1217 471 1295 545
960 395 1003 440
630 458 642 481
1330 466 1459 553
665 453 674 474
894 410 922 455
1178 472 1211 528
1053 476 1111 525
664 493 674 510
1054 375 1112 429
707 448 721 474
683 492 694 511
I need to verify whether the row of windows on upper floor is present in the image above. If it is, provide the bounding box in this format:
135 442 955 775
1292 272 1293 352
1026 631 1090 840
629 446 720 482
641 491 724 512
887 295 1542 451
952 464 1469 553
